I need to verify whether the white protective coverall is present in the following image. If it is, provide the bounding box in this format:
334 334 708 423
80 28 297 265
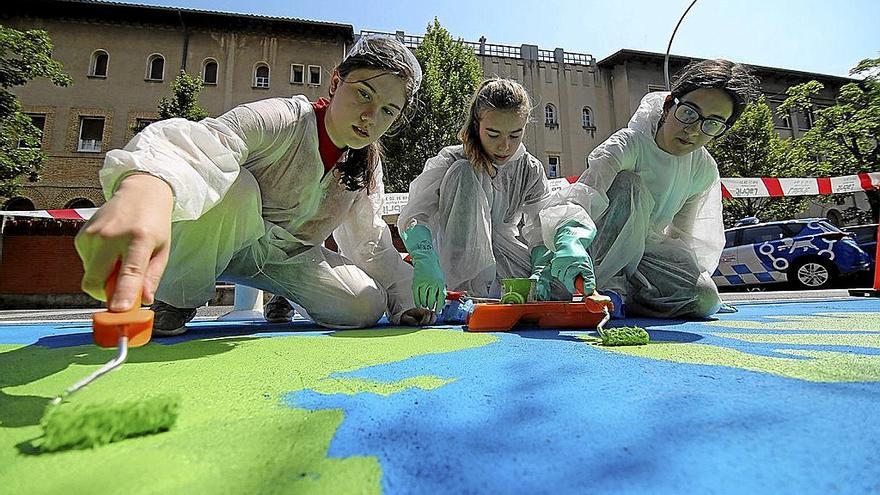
397 144 590 297
570 91 725 318
100 95 415 328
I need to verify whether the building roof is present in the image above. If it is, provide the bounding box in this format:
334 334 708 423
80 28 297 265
597 49 855 84
5 0 355 40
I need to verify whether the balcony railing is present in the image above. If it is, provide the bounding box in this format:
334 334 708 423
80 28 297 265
360 30 594 67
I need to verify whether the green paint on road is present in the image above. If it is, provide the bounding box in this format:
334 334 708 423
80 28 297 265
0 329 496 495
605 313 880 383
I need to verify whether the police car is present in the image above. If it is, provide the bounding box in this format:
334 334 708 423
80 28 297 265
842 223 878 265
713 218 873 290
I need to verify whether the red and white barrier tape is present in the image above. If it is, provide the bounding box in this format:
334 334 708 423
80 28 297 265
0 208 97 220
550 172 880 198
2 172 878 219
719 172 879 199
545 172 879 198
388 173 879 215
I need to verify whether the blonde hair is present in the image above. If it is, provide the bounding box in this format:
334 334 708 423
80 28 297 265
458 78 532 175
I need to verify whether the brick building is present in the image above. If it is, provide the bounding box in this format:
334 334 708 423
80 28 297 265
3 0 352 210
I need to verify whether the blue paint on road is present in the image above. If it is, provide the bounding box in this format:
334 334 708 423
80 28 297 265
3 299 879 494
286 299 880 494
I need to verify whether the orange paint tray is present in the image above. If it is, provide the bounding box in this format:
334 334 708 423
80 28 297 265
466 295 614 332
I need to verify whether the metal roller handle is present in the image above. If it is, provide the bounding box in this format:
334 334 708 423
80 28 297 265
50 334 129 405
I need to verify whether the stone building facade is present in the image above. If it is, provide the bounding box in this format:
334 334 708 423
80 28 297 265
4 0 352 209
3 0 854 212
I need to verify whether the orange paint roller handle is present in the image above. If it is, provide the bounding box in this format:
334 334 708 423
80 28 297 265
574 275 585 297
92 259 154 348
575 274 612 313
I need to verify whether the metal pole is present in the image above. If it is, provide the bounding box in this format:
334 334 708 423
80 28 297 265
849 222 880 297
664 0 700 91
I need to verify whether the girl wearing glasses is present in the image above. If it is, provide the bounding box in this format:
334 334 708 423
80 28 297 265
569 58 758 318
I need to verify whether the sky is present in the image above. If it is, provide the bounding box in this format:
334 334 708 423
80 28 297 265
109 0 877 78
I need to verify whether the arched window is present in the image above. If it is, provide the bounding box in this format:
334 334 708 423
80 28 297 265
90 50 109 77
581 106 594 129
253 63 270 88
65 198 96 209
545 104 557 128
146 54 165 81
4 197 35 211
202 59 218 85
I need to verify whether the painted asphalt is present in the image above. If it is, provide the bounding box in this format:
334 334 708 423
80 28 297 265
1 297 878 494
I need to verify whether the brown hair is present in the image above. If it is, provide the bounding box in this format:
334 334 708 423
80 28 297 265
666 58 760 126
458 78 532 175
330 36 420 192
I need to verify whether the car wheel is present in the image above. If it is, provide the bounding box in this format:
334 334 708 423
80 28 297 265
790 258 835 290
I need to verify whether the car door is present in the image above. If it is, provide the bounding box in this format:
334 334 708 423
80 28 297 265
713 229 741 287
735 225 789 285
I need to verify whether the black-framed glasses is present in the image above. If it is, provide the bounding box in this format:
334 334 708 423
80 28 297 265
672 98 729 137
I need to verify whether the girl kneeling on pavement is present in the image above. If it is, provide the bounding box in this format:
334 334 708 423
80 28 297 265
75 35 434 336
397 78 597 315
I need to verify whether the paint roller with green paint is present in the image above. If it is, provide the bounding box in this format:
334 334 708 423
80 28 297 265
39 266 180 452
500 276 648 345
595 307 650 346
41 395 180 451
573 276 648 346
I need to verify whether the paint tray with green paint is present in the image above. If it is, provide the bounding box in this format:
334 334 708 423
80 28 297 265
467 286 614 332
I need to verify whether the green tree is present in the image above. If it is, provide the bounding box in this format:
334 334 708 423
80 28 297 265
157 71 209 121
382 19 483 192
707 96 810 227
0 26 71 198
779 56 880 222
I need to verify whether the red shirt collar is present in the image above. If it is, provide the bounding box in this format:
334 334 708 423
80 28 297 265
312 97 346 172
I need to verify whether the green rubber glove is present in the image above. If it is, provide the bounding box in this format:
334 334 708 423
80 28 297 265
549 219 597 294
529 245 554 301
401 224 446 312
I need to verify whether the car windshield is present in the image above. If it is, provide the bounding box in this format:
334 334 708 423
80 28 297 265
725 220 854 246
813 220 842 232
845 225 879 243
740 225 786 244
785 220 840 237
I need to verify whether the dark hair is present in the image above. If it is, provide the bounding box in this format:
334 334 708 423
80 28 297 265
330 36 420 192
667 58 760 125
458 78 532 175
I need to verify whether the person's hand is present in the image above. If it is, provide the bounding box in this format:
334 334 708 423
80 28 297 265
412 257 445 312
399 307 437 326
401 224 446 312
549 220 597 294
550 251 597 294
75 174 174 311
529 245 554 301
